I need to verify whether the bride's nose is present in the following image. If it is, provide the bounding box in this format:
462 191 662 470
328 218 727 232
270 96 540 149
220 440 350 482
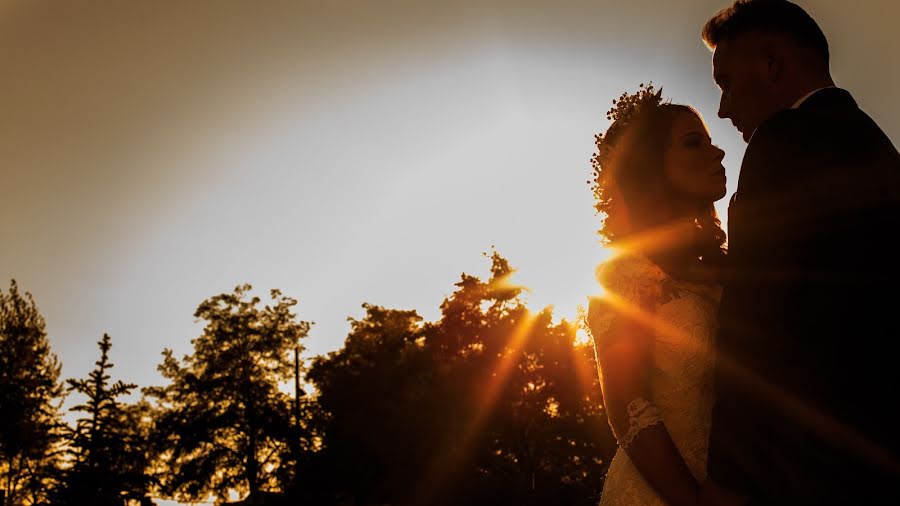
712 145 725 162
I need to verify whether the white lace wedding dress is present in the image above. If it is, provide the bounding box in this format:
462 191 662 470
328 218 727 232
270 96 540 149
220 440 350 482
586 253 721 506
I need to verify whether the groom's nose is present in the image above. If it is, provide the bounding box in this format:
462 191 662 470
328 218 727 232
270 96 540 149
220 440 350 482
718 94 730 119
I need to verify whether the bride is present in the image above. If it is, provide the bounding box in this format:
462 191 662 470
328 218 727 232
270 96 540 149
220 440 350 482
582 84 728 506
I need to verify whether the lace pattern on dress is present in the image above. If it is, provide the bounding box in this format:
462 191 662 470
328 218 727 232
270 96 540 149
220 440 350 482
591 253 722 505
596 253 669 311
619 397 664 449
577 253 671 351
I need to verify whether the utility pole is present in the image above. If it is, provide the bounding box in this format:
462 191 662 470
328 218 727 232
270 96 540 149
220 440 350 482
292 342 305 495
294 343 301 426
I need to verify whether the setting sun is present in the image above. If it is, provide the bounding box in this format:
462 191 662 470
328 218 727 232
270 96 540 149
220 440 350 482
2 0 895 504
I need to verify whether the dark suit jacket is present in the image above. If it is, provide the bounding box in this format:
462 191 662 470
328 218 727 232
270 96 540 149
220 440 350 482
708 88 900 504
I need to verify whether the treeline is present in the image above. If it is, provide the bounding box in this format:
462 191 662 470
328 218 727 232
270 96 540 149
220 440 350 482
0 252 617 506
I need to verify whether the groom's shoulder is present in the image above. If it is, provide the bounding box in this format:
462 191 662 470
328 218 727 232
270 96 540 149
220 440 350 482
753 88 876 148
752 97 893 159
748 106 842 161
754 107 822 142
745 110 811 160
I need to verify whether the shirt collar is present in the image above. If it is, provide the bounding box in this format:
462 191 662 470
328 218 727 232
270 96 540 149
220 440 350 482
791 86 836 109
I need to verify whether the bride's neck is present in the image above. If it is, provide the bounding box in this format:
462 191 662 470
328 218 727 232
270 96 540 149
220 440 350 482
626 216 721 283
625 216 698 256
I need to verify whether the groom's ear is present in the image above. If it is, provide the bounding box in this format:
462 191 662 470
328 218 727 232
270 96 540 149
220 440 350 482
760 39 787 84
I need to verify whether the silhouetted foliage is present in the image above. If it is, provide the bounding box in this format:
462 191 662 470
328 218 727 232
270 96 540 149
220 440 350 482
146 284 312 504
53 333 152 506
1 254 618 505
302 252 616 506
0 280 64 505
300 303 429 504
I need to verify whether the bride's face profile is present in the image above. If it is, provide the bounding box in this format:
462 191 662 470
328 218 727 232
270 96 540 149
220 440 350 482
662 111 727 206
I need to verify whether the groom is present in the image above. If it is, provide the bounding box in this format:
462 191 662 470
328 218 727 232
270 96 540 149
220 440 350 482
699 1 900 504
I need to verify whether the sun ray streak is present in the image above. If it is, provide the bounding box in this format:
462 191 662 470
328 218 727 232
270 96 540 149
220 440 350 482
586 246 900 478
570 334 602 402
411 312 538 505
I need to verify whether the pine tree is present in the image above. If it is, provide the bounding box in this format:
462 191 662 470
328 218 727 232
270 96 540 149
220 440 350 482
0 280 63 505
57 333 150 505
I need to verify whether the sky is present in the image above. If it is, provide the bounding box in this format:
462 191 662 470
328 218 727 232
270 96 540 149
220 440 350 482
2 0 899 501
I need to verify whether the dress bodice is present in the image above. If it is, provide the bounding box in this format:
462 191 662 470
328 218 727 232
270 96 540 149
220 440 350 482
586 253 721 505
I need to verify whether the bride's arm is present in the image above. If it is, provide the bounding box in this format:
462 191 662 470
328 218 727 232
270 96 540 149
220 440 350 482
588 297 701 506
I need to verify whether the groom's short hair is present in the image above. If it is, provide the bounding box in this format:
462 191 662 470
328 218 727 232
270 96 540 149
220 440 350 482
702 0 829 66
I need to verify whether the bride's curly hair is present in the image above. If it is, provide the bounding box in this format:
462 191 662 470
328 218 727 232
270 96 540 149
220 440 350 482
589 83 727 268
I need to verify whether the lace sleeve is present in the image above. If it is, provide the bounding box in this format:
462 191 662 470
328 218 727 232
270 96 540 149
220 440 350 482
580 253 668 347
577 254 669 447
619 397 664 448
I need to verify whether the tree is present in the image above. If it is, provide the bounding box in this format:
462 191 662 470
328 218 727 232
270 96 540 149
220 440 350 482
147 284 312 504
55 333 152 505
304 251 616 506
0 280 63 505
415 251 615 505
302 303 430 504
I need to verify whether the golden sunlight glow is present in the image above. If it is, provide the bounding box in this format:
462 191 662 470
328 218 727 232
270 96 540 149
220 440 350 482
503 250 611 328
604 218 703 260
573 327 593 346
569 329 602 400
544 398 560 418
411 312 538 505
589 279 696 352
578 220 720 350
475 313 537 416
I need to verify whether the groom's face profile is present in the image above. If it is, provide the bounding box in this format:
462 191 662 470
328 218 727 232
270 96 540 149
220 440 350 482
712 34 779 143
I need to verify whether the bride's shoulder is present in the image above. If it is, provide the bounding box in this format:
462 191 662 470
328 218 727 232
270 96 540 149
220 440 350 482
595 251 667 287
594 252 669 308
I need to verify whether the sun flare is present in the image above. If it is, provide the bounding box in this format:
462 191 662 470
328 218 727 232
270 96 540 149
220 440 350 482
499 248 612 327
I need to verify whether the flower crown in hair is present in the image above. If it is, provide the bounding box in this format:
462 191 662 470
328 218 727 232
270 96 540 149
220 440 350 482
588 82 665 239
